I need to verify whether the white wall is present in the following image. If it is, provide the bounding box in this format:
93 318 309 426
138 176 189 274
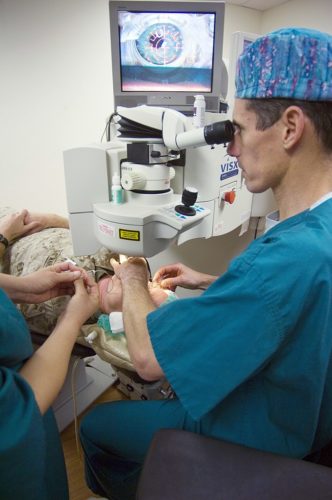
0 0 112 214
261 0 332 34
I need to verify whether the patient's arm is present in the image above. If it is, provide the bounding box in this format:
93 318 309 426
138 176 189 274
0 209 38 242
0 210 39 258
25 212 69 232
0 209 69 259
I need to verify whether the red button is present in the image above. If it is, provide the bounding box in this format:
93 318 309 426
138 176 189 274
223 191 236 204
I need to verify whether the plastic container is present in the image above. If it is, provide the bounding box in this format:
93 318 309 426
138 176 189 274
193 95 206 128
111 173 123 204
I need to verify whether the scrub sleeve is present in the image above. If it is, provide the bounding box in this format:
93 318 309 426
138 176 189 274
0 290 69 500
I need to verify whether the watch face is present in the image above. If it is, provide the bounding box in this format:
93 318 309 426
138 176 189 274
136 23 183 66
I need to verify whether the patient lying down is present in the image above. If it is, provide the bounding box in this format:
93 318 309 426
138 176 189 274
0 207 176 370
96 271 177 340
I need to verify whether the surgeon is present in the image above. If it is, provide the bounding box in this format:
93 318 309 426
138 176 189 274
80 27 332 500
0 212 99 499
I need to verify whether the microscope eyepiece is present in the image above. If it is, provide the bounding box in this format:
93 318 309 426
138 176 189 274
204 120 235 145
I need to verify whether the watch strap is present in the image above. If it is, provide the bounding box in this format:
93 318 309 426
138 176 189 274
0 234 9 248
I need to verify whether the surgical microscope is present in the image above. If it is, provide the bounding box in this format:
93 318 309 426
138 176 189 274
64 105 254 258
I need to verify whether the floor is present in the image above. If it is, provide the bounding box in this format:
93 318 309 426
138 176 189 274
61 383 128 500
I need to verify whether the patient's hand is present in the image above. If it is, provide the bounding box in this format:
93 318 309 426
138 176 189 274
0 209 70 245
0 210 40 243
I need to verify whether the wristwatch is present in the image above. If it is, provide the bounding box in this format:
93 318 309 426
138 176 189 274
0 234 9 248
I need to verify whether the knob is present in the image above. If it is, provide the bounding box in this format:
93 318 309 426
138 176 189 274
222 191 236 204
175 187 198 216
121 172 146 191
169 167 176 180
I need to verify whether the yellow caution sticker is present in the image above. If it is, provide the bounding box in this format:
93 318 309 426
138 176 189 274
119 229 140 241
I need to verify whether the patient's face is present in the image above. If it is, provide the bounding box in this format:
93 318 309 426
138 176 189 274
98 274 168 314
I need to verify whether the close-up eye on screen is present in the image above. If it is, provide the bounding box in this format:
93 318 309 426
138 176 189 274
118 11 215 92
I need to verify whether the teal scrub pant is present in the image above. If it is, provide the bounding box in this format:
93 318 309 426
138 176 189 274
79 399 200 500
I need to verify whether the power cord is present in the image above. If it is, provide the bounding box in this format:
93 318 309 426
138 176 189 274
70 354 117 462
70 356 83 461
100 113 117 142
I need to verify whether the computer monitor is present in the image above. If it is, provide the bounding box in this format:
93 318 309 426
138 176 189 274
109 1 227 114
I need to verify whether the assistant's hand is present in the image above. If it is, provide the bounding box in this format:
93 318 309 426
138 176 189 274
153 262 217 291
57 274 99 330
16 262 86 303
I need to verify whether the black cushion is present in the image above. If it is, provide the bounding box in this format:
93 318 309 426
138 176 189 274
136 429 332 500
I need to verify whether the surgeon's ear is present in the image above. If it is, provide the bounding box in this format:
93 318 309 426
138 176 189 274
281 106 305 150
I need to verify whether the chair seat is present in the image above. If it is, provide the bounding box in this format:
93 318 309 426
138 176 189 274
137 429 332 500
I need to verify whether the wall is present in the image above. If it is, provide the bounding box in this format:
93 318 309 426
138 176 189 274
261 0 332 34
0 0 112 215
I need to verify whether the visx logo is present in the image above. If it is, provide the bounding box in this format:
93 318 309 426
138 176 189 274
220 157 239 181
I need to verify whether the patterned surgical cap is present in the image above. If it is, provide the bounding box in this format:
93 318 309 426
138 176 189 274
235 27 332 101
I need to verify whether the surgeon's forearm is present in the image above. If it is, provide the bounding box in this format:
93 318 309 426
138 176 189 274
19 319 80 414
122 279 164 381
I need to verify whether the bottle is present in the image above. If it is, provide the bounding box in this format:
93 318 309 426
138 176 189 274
193 95 206 128
111 173 123 204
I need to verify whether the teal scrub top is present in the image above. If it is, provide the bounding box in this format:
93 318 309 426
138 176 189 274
148 199 332 458
0 289 68 499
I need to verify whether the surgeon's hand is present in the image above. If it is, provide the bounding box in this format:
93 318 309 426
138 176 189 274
153 263 218 291
13 262 87 303
111 257 150 287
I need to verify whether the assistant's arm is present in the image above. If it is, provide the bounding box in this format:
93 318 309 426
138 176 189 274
19 275 99 414
112 258 164 381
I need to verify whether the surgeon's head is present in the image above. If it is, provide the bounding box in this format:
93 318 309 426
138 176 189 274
227 27 332 193
98 273 176 314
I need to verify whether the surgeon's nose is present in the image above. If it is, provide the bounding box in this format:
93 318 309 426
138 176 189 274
227 138 239 158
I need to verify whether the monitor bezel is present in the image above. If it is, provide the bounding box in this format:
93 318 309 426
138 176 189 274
109 1 226 113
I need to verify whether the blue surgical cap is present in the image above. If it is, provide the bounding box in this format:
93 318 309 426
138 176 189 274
235 27 332 101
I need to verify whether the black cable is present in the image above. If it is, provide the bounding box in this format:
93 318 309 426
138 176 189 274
100 113 117 142
144 258 152 281
254 217 261 239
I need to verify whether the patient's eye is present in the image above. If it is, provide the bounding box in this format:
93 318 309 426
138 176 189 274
136 23 184 66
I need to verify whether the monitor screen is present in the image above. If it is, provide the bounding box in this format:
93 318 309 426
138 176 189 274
109 1 227 113
119 10 215 93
